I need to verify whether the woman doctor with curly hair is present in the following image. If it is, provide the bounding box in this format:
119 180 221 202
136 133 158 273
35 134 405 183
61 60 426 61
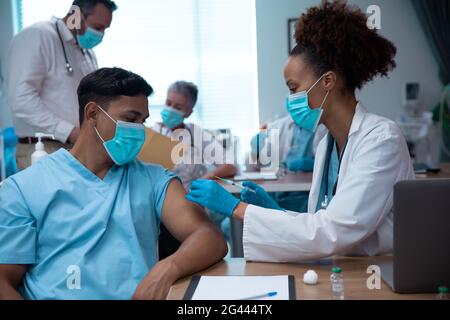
186 0 415 262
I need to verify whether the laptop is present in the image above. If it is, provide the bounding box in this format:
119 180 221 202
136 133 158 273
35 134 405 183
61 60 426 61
380 179 450 293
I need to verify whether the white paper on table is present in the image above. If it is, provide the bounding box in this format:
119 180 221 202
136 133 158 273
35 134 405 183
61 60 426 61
234 172 278 181
190 275 292 300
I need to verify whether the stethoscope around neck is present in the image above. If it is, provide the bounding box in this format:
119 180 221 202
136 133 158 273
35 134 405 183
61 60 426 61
55 20 92 74
321 135 348 209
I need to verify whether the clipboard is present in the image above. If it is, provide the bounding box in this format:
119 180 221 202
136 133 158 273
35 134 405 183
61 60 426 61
183 275 296 300
138 128 187 170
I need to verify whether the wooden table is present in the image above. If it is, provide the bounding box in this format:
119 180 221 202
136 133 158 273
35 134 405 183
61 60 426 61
168 257 435 300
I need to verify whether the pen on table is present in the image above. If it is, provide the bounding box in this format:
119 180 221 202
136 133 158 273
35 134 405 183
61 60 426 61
214 176 257 194
240 291 278 300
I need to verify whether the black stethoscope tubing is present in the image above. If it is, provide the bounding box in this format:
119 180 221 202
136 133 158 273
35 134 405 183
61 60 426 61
324 135 348 199
55 20 93 74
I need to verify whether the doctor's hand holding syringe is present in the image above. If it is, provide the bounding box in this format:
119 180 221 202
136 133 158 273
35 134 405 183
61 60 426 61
185 177 284 218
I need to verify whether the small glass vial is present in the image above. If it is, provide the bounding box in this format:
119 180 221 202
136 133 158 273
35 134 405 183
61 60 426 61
330 267 345 300
436 286 449 300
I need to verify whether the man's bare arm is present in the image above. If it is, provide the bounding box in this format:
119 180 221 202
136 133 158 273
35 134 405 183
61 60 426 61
133 179 227 299
163 179 228 275
0 265 27 300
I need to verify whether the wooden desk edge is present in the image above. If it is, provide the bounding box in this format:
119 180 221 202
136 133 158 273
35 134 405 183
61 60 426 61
168 256 436 300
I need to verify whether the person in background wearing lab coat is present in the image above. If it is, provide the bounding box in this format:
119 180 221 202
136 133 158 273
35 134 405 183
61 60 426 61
247 117 327 211
185 1 415 263
6 0 117 170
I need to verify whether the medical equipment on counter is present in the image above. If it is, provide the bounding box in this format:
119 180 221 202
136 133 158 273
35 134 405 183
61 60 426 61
397 82 433 164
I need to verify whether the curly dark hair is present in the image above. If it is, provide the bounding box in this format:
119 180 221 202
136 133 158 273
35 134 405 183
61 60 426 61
290 0 397 92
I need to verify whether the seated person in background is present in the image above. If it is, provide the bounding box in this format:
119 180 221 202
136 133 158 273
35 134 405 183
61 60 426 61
152 81 237 190
246 117 327 211
0 68 227 300
152 81 237 257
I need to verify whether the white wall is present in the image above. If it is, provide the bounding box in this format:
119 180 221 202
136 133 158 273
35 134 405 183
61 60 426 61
353 0 442 119
255 0 316 123
255 0 443 124
0 0 15 128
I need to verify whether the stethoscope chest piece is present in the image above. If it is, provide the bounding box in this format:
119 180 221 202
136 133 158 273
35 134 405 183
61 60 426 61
66 63 73 73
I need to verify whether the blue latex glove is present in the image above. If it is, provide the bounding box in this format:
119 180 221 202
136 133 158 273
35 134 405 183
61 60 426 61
285 156 314 172
185 179 240 217
240 181 284 211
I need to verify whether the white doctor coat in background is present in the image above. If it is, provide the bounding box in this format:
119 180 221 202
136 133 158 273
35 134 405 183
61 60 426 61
243 103 415 262
6 17 98 142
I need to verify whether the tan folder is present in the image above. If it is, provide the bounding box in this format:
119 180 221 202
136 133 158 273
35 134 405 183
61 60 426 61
138 128 186 170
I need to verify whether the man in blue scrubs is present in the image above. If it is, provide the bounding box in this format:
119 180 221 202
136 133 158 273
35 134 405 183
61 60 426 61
0 68 227 300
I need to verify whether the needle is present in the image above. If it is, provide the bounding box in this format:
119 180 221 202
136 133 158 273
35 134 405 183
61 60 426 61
215 176 257 194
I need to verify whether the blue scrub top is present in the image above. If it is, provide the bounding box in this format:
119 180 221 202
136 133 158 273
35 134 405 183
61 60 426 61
284 125 315 172
0 149 179 300
271 126 315 212
316 135 340 212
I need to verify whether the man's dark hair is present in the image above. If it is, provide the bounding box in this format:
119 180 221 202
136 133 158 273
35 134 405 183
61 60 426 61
78 67 154 125
72 0 118 15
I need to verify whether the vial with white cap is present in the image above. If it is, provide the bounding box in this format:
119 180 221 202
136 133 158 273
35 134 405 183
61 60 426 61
31 133 55 165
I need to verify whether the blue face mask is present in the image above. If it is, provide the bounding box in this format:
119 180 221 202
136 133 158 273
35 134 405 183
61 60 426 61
77 27 104 49
94 106 146 166
286 73 330 132
161 106 185 129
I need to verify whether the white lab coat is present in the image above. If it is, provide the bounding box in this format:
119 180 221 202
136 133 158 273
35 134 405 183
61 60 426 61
6 17 98 142
242 103 415 262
